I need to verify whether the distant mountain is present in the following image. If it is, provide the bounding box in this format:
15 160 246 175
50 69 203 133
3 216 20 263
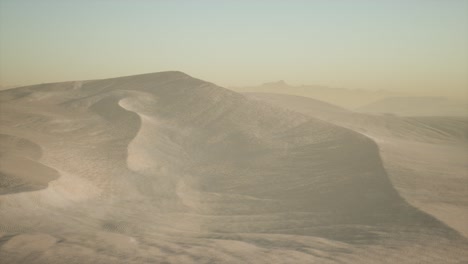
230 81 401 109
357 96 468 116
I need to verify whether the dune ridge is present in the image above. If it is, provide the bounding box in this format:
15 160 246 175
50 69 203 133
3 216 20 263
0 72 467 263
247 92 468 239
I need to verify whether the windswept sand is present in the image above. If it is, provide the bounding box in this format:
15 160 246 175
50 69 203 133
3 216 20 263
0 72 467 263
248 92 468 238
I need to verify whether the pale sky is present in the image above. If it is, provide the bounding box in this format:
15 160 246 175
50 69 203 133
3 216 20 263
1 0 467 97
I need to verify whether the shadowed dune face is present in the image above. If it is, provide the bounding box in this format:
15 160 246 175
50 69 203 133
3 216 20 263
247 92 468 240
0 72 467 263
0 134 59 195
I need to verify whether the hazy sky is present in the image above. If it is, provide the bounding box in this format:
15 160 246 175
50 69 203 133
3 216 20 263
1 0 467 96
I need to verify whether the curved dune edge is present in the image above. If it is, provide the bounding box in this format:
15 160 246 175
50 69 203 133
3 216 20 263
0 134 60 195
245 92 468 239
117 85 463 237
0 72 467 263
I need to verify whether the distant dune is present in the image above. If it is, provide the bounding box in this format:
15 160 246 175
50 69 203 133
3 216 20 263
356 96 468 116
0 72 467 263
230 80 401 109
0 85 21 91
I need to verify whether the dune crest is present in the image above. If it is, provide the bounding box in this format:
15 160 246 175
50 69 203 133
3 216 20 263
0 72 467 263
247 92 468 239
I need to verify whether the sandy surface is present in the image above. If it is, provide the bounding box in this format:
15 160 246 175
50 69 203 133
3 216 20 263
0 72 467 263
248 92 468 238
356 96 468 116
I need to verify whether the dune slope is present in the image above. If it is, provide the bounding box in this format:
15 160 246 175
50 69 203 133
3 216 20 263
247 92 468 240
0 73 467 263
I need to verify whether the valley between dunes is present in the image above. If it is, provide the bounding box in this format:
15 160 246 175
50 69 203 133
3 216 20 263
0 72 467 263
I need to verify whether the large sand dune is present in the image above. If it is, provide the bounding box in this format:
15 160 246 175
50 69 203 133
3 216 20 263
0 72 467 263
248 92 468 238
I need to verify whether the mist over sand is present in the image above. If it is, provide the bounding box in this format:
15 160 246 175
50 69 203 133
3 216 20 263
232 81 468 116
0 72 467 263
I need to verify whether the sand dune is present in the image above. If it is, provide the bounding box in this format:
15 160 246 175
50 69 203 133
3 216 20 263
0 133 59 195
247 92 468 239
230 80 401 109
0 73 467 263
356 96 468 116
